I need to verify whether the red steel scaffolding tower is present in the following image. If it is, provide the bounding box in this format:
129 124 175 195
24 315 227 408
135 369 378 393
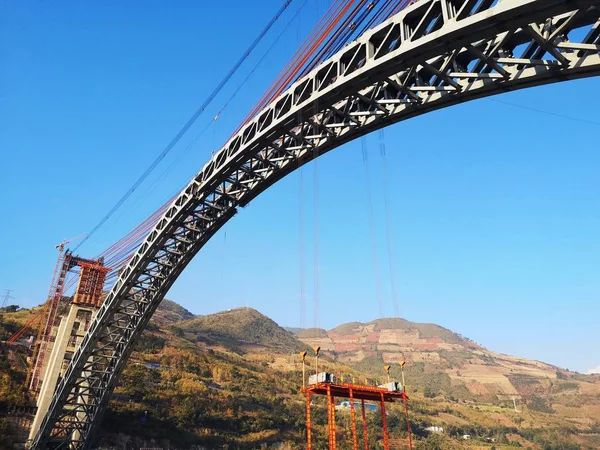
27 247 110 396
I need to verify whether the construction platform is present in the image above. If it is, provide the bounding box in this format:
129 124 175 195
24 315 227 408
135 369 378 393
301 378 411 450
302 381 408 402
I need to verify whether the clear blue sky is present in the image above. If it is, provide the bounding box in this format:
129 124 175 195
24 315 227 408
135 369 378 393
1 1 599 374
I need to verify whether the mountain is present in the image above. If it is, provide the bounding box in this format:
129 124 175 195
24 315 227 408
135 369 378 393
175 307 307 353
152 298 195 325
2 302 600 449
291 317 599 402
294 317 479 360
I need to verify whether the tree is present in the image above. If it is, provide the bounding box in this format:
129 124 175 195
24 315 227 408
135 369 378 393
0 305 19 313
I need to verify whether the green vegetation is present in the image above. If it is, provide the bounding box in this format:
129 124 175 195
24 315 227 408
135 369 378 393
105 347 307 448
0 307 37 341
178 307 306 353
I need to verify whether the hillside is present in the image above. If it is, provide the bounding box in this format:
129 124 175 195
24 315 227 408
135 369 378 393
294 318 561 399
175 307 307 353
1 303 600 449
152 298 195 325
292 317 600 445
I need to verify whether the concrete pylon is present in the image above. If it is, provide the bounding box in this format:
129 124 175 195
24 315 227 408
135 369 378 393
28 304 97 444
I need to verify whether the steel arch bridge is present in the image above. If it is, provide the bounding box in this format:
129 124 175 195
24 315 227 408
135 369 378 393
32 0 600 448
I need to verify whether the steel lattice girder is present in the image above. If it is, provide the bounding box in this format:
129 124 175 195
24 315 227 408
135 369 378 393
32 0 600 448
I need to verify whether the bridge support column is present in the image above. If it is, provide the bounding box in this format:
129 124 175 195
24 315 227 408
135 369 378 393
28 304 96 445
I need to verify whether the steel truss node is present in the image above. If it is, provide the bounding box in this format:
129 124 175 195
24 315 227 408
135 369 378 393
32 0 600 448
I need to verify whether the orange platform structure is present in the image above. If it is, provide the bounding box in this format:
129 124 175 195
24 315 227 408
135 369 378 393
302 382 408 450
72 259 110 307
300 350 413 450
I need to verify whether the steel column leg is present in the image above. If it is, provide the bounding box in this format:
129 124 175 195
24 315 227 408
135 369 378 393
349 388 358 450
380 392 389 450
361 399 369 450
306 391 312 450
331 391 337 450
327 385 332 449
402 393 413 450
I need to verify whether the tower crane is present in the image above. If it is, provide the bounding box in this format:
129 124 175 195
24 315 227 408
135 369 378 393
5 234 87 347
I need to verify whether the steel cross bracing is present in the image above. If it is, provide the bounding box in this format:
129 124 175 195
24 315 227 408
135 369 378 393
32 0 600 448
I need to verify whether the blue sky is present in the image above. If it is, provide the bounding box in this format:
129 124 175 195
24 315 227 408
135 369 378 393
1 1 599 374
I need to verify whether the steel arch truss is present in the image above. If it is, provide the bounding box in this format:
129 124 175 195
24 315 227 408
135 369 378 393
33 0 600 448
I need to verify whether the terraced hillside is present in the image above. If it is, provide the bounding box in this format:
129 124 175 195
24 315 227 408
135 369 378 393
293 318 600 438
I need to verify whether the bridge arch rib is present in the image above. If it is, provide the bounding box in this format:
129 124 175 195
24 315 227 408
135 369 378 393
33 0 600 447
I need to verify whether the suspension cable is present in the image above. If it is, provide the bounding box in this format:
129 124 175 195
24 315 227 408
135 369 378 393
74 0 295 252
297 3 307 331
80 0 416 281
362 136 384 318
79 0 309 274
238 0 350 131
313 149 320 331
378 129 400 317
299 168 306 329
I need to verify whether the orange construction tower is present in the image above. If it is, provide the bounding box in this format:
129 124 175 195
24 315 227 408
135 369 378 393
27 247 110 396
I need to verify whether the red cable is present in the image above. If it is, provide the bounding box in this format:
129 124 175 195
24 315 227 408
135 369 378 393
236 0 346 133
